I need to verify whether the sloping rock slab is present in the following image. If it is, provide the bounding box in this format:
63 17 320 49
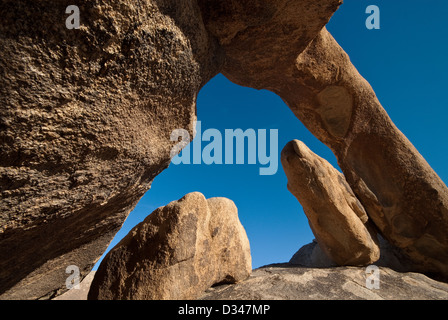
53 271 96 301
200 264 448 300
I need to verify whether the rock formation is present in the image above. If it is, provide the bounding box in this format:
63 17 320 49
289 240 337 268
0 0 221 299
53 264 448 300
282 140 437 275
2 0 448 300
199 1 448 279
54 264 448 300
201 264 448 300
87 192 251 300
281 139 380 266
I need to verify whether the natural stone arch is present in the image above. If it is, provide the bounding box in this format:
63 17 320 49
199 0 448 281
1 0 448 300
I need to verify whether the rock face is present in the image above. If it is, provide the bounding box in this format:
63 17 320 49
201 264 448 300
3 0 448 300
290 237 418 274
87 192 251 300
53 271 96 301
281 140 379 266
289 240 337 268
200 1 448 279
198 0 343 90
56 264 448 301
0 0 221 299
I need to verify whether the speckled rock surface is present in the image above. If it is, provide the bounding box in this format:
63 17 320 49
88 192 251 300
201 264 448 300
281 140 379 266
0 0 221 299
200 1 448 280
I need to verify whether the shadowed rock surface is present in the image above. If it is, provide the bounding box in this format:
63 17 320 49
200 264 448 300
0 0 221 299
289 240 338 268
88 192 251 300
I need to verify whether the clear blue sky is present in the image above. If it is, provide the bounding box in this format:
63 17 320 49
94 1 448 270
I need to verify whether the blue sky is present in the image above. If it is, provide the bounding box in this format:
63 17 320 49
94 1 448 270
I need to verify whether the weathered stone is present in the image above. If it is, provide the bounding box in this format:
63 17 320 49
200 1 448 280
3 0 448 300
316 86 353 138
54 264 448 301
53 271 96 301
281 139 380 266
289 240 337 268
0 0 222 299
87 192 251 300
198 0 343 90
290 236 418 273
201 264 448 300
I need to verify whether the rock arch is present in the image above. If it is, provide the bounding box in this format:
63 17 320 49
1 0 447 299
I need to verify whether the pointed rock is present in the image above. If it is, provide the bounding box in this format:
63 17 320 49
281 140 380 266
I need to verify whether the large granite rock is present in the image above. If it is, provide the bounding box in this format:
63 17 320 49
201 264 448 300
281 139 379 266
0 0 221 299
87 192 251 300
199 1 448 280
